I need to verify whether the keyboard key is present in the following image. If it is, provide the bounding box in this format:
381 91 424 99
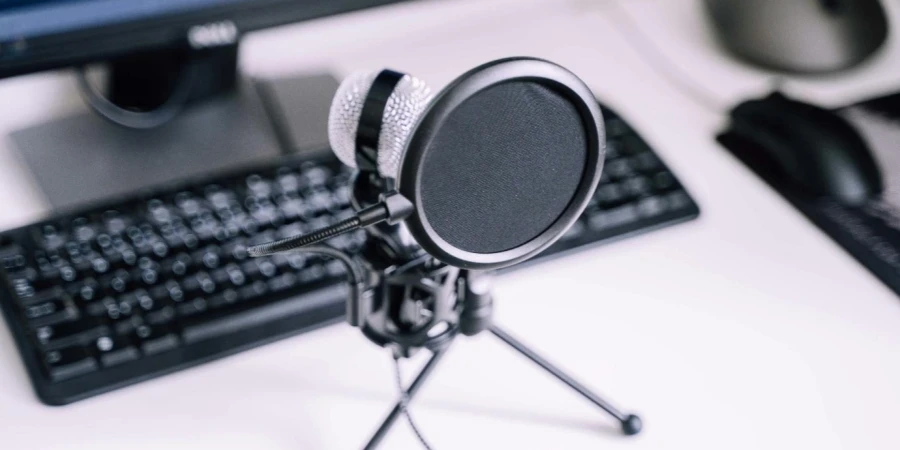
114 316 144 337
193 247 221 270
238 280 268 300
181 285 344 344
0 244 26 271
258 260 277 278
633 152 663 172
42 346 98 381
621 135 651 155
622 176 652 197
268 273 297 292
652 171 676 191
91 256 110 274
23 297 79 327
298 265 326 284
176 297 209 318
324 260 346 277
183 271 216 295
666 190 693 211
162 253 192 277
605 139 622 159
85 296 110 317
588 205 639 231
151 280 185 303
34 317 108 350
146 306 176 325
208 289 239 309
606 118 630 137
225 264 246 286
594 183 626 207
561 220 585 241
94 336 139 367
138 327 179 356
74 278 100 302
604 159 635 180
636 196 668 218
59 266 77 282
210 267 230 285
103 269 132 293
16 285 63 307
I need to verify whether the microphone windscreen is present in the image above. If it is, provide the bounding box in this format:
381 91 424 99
328 70 433 178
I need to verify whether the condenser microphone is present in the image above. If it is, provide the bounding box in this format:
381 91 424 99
328 69 433 179
250 57 605 270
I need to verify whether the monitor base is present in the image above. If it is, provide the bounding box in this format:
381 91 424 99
108 43 240 111
10 72 338 210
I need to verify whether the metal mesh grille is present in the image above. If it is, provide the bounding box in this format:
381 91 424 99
419 81 588 253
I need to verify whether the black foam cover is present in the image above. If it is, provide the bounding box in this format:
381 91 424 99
419 81 588 253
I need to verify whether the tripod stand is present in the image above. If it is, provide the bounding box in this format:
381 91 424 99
249 175 643 449
357 262 642 449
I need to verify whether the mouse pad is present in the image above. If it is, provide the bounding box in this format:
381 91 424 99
718 91 900 296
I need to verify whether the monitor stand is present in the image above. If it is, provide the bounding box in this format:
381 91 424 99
10 44 339 210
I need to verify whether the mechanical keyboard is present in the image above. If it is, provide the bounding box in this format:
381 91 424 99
0 104 699 405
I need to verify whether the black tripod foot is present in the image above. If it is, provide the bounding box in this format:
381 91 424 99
622 414 642 436
489 325 643 436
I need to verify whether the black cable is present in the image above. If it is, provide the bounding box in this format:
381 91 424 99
393 355 435 450
251 245 365 315
75 63 196 129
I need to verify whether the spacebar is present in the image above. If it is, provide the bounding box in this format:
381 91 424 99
181 285 346 344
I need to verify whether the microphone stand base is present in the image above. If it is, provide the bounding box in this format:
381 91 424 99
361 321 642 449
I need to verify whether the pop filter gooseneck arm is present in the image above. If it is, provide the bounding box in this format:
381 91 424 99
246 191 414 256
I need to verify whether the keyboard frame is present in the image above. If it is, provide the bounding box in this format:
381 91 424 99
0 153 347 405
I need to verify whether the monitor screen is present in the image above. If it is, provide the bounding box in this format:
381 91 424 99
0 0 250 42
0 0 406 79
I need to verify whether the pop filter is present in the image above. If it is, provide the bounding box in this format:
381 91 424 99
397 57 603 269
250 57 604 270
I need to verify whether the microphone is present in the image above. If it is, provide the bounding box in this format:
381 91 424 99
248 68 430 257
328 69 433 179
250 60 646 447
250 57 605 271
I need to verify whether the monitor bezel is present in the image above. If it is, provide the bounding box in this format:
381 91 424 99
0 0 408 80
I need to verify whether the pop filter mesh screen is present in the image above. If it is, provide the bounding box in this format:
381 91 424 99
420 81 588 253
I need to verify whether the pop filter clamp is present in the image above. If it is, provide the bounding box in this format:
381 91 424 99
250 59 642 449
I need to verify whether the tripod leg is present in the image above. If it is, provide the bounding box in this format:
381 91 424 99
489 325 642 436
363 348 448 450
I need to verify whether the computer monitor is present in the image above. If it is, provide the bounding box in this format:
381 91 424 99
0 0 409 209
0 0 408 109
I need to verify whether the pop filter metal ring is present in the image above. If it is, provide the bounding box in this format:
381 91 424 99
397 57 605 270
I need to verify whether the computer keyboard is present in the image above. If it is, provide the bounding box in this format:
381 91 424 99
0 103 699 405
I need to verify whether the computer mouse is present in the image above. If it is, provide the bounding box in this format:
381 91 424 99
727 93 882 206
704 0 888 73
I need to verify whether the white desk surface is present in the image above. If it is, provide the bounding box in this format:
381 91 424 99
2 0 900 448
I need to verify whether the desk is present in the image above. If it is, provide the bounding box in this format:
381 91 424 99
1 0 900 448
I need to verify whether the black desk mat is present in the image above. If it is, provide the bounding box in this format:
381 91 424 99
718 91 900 295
